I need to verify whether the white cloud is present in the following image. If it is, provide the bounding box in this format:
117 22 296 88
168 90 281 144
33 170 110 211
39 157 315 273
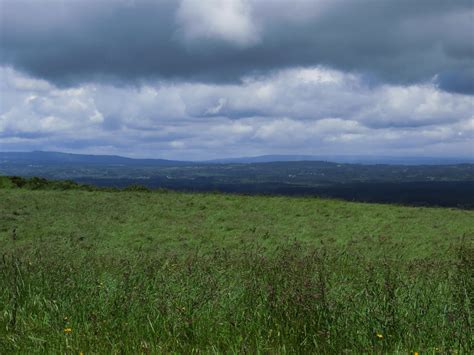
205 98 227 115
1 65 472 159
357 84 474 127
176 0 260 47
0 66 52 92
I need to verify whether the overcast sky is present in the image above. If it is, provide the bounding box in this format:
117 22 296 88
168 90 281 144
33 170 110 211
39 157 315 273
1 0 473 159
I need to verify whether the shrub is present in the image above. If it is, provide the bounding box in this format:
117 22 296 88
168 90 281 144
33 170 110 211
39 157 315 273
123 184 151 192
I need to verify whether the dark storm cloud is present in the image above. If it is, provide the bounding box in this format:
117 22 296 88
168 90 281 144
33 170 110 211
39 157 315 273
0 0 473 93
436 70 474 95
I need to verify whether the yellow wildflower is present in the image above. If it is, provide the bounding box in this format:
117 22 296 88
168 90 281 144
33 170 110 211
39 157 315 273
64 327 72 333
376 333 383 339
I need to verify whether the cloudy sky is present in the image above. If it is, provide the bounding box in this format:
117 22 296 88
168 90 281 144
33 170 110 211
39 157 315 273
0 0 473 160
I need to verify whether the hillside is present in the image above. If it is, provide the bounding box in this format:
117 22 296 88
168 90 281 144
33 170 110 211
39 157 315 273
0 178 472 353
1 178 473 259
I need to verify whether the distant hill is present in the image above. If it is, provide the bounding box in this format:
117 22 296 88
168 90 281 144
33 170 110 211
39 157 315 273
204 154 474 165
0 151 191 167
1 151 473 166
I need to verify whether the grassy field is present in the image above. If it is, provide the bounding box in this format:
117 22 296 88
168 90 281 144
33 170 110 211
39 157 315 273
0 178 473 353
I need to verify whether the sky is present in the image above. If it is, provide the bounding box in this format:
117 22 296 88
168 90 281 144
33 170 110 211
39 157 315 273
0 0 473 160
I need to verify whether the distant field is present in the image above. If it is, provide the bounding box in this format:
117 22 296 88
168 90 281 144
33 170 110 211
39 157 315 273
0 178 473 353
2 151 474 208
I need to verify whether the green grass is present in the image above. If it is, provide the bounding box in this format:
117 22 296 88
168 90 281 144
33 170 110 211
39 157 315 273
0 179 473 353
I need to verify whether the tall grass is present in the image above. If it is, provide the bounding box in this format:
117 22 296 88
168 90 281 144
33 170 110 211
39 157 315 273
1 237 472 353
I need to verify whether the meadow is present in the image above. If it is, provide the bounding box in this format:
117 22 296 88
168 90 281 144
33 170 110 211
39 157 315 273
0 177 472 353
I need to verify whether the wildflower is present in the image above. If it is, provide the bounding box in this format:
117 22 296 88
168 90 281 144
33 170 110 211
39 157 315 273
413 352 419 355
376 333 383 339
64 327 72 333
